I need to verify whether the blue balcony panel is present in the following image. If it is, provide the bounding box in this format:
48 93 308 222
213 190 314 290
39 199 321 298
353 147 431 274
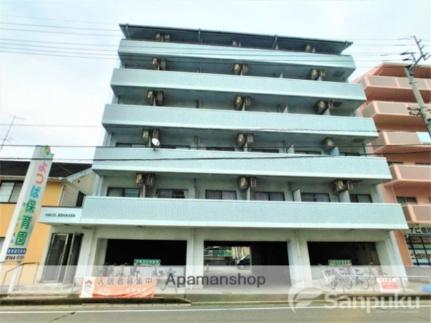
39 198 407 230
111 69 365 113
119 40 355 81
92 147 391 181
103 104 377 141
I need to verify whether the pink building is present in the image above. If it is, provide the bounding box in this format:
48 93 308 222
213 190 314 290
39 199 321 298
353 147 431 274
356 63 431 266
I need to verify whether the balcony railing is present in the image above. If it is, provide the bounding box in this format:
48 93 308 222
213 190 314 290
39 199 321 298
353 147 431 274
102 104 377 139
403 204 431 225
111 68 365 113
360 75 431 102
360 101 430 128
370 131 431 153
92 147 391 181
118 39 355 81
39 197 407 230
389 164 431 186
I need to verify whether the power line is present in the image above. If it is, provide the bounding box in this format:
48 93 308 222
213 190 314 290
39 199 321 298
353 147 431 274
0 39 414 57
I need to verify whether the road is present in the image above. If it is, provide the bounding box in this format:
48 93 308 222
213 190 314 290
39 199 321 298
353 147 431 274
0 301 430 322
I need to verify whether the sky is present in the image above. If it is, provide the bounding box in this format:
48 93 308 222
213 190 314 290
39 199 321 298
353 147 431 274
0 0 430 162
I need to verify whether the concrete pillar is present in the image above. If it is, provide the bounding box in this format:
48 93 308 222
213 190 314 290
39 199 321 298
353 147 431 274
292 189 301 201
329 146 340 156
74 228 96 280
186 230 204 283
338 190 350 202
376 231 407 278
287 231 312 286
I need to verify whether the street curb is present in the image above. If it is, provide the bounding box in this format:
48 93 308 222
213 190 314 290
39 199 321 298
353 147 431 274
0 296 190 306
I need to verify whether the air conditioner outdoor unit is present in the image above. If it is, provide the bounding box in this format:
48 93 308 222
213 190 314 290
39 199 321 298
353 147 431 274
322 137 336 151
136 173 144 185
238 176 249 190
333 179 346 193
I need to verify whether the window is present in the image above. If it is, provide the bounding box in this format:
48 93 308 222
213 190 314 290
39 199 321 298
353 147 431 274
295 151 321 155
301 192 330 202
396 196 417 204
115 143 133 147
76 192 85 207
250 148 279 153
156 189 187 199
350 194 372 203
339 152 361 156
161 145 190 149
388 161 403 166
206 190 237 200
255 192 285 201
206 147 235 151
107 187 140 198
0 181 23 203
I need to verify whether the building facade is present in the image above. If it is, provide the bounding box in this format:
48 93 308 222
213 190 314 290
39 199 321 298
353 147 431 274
356 63 431 267
39 26 408 284
0 161 94 283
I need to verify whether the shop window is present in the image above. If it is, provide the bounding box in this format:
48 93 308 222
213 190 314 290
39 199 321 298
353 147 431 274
350 194 372 203
156 189 187 199
255 191 285 201
107 187 140 198
206 190 237 200
0 181 23 203
396 196 417 204
301 192 330 202
405 235 431 266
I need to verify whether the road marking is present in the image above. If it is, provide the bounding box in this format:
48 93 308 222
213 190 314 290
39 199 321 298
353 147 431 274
1 304 430 314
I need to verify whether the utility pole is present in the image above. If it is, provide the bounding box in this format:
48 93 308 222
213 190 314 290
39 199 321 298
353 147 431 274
401 36 431 136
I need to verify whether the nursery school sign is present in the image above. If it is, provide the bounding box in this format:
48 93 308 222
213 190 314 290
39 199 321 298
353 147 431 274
0 146 53 262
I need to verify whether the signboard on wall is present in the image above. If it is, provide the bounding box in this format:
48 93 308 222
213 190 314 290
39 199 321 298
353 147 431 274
80 276 157 298
376 277 401 293
328 259 352 266
0 146 53 262
134 259 161 266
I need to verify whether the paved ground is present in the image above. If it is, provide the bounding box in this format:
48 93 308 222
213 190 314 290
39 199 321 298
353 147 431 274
0 301 430 322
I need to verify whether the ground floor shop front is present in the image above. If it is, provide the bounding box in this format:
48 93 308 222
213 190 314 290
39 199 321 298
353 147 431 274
37 226 406 286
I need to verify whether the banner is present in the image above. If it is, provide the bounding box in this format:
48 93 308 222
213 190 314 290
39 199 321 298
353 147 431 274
80 276 157 298
0 146 53 262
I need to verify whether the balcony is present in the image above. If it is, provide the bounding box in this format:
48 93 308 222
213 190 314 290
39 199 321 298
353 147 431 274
120 24 351 55
370 131 431 153
92 147 391 181
360 75 431 102
360 101 429 128
102 104 377 142
403 204 431 225
389 164 431 187
111 69 365 114
39 197 407 230
119 39 355 81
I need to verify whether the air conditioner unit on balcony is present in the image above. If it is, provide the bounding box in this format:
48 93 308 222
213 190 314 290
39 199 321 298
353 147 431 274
333 180 354 193
238 176 249 190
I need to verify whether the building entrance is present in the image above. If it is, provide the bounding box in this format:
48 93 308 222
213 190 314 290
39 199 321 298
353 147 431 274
308 242 380 266
104 239 187 266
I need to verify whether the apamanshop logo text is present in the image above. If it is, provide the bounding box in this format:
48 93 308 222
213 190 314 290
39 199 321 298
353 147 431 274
164 273 266 288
